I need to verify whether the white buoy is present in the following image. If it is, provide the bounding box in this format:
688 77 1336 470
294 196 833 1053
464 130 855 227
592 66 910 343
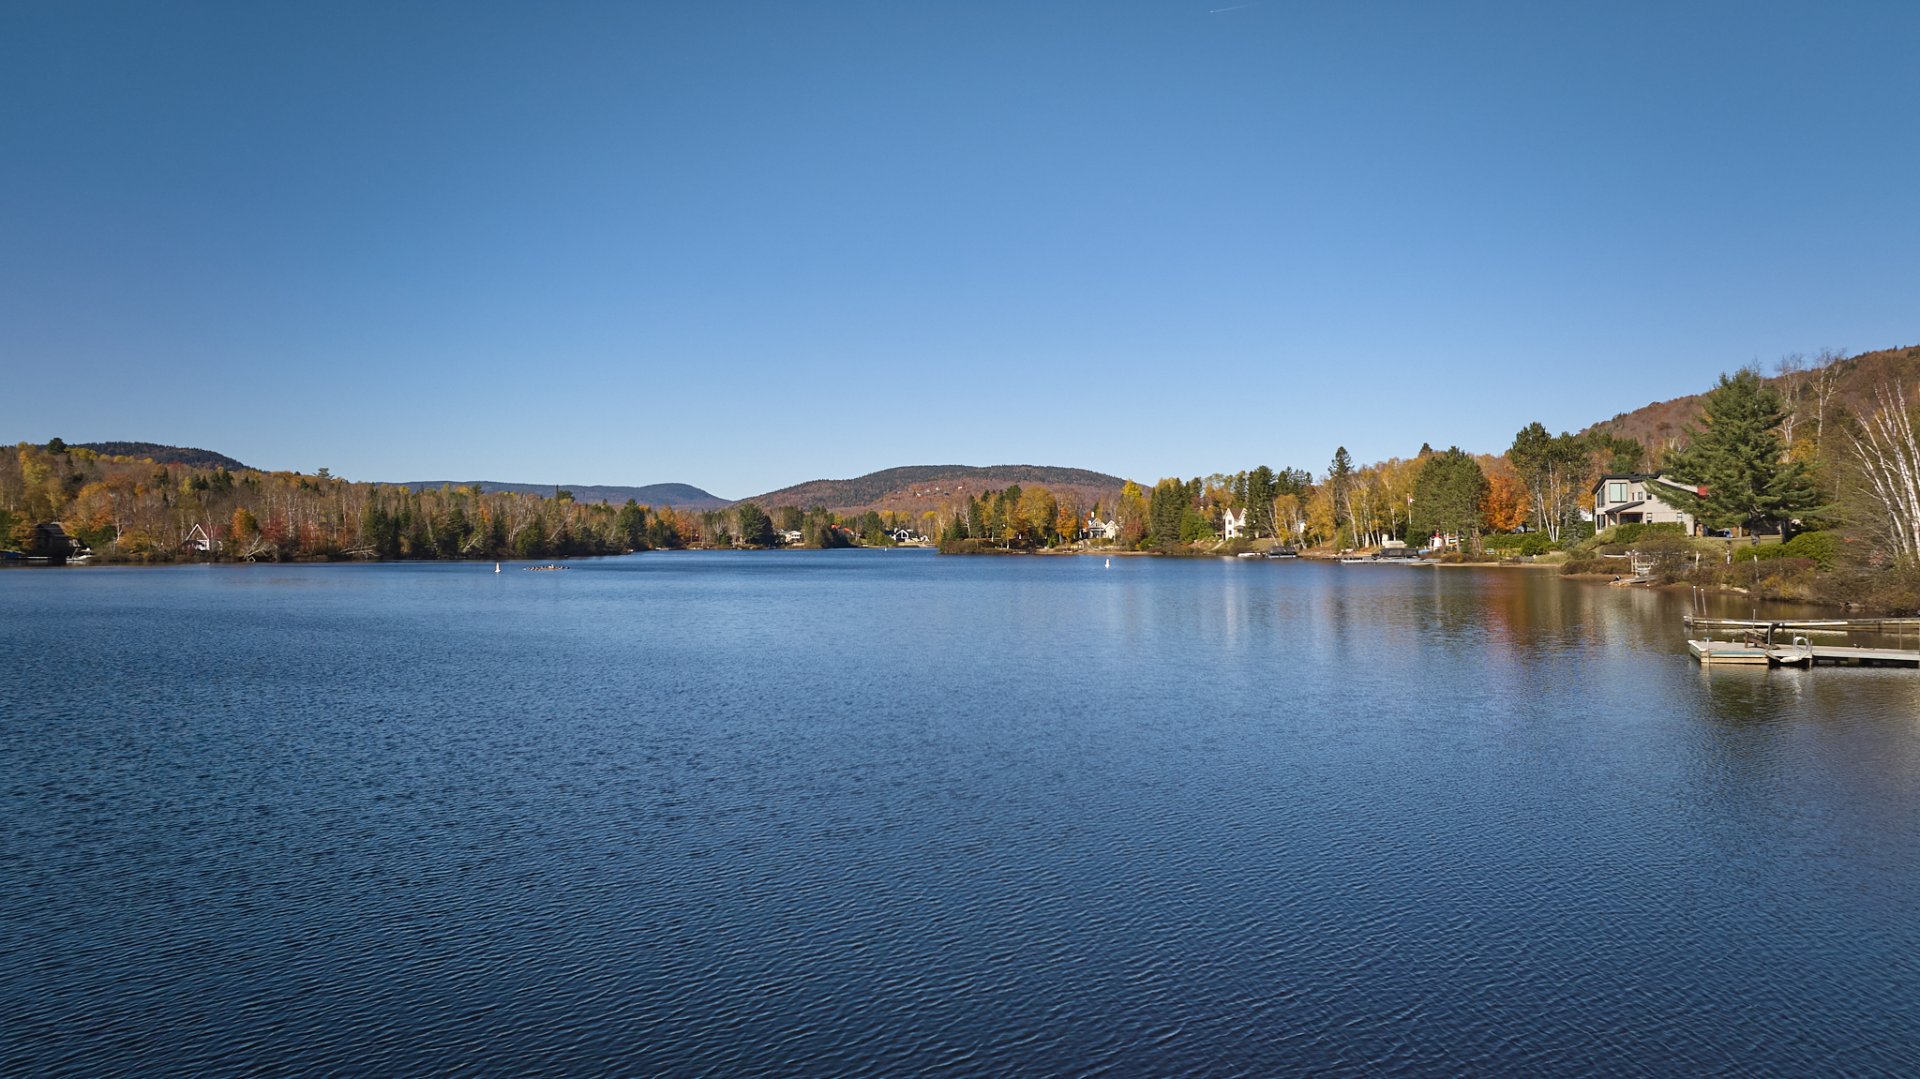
494 562 501 573
1105 558 1111 569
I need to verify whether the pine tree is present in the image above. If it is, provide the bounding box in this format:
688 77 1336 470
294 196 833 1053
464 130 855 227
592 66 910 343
1328 447 1354 544
1148 478 1189 550
735 501 775 547
1666 370 1817 535
1247 465 1277 536
1411 447 1490 548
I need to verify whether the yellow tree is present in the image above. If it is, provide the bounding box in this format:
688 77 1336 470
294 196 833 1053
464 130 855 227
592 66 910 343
1018 485 1058 545
1272 492 1303 543
1305 485 1338 547
1116 480 1148 545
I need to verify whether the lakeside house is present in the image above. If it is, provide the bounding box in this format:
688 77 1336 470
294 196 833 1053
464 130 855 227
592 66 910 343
1222 508 1246 541
1081 511 1119 541
1592 473 1702 535
183 523 214 553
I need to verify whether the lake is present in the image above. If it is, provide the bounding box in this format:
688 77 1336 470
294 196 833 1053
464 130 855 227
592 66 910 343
4 552 1917 1075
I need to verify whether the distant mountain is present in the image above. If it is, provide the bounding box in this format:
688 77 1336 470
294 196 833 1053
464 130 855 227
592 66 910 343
1585 343 1920 454
744 464 1130 514
395 480 732 510
73 441 253 470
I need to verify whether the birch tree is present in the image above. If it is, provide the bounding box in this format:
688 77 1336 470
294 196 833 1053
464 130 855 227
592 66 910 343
1848 383 1920 562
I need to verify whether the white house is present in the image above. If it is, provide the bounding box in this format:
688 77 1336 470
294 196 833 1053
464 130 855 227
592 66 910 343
1592 473 1701 534
183 523 214 553
1082 511 1120 541
1222 508 1246 540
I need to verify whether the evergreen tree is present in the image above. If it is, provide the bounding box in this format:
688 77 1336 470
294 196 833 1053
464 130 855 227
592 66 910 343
1328 447 1354 544
1148 478 1190 550
614 500 648 550
1593 432 1645 473
735 501 776 547
1666 370 1818 535
1411 447 1490 547
1247 465 1277 536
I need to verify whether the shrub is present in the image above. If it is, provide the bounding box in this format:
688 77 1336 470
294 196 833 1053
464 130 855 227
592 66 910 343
1561 556 1621 575
1484 533 1552 556
1728 531 1839 569
1754 558 1821 602
1609 521 1684 545
1638 531 1698 583
1814 562 1920 613
1732 543 1790 564
1782 530 1840 569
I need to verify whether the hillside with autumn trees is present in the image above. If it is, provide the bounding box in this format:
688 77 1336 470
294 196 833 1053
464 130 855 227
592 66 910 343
10 341 1920 609
920 342 1920 609
0 444 732 562
745 465 1127 516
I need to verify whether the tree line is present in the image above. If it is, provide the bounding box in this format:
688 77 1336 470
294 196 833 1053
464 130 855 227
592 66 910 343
11 347 1919 582
0 446 949 562
934 347 1920 581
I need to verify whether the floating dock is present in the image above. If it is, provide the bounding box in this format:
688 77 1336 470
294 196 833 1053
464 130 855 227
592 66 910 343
1689 638 1920 668
1683 616 1920 635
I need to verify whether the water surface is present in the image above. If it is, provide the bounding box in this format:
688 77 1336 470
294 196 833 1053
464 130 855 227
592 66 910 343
4 553 1917 1075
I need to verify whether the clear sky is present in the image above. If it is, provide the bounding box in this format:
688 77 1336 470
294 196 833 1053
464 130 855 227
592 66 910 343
3 2 1915 498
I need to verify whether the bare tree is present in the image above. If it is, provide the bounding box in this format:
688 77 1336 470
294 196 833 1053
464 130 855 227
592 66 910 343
1775 353 1806 449
1848 383 1920 563
1812 348 1847 453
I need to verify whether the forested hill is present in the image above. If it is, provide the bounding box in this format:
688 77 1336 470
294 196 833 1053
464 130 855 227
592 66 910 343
395 480 731 510
1585 343 1920 455
745 465 1130 514
72 442 253 471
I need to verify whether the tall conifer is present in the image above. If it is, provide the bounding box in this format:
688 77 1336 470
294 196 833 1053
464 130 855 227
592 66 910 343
1666 370 1817 535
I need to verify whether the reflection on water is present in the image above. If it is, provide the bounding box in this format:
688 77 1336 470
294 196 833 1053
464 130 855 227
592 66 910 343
2 554 1916 1075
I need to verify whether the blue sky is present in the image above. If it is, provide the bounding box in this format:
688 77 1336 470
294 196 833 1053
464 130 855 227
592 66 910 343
4 1 1915 498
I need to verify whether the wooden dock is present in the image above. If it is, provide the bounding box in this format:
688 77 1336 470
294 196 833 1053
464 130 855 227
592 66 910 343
1683 616 1920 635
1689 638 1920 668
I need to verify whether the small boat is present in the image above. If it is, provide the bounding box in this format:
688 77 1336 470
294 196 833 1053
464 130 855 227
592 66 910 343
1236 552 1260 559
1265 548 1298 559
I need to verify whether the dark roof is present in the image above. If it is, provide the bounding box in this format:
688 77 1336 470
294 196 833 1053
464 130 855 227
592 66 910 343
1593 472 1655 488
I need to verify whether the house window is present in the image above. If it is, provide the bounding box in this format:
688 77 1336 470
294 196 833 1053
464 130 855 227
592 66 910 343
1606 481 1627 503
